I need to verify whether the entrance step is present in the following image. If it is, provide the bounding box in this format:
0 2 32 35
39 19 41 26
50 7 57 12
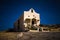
28 30 39 32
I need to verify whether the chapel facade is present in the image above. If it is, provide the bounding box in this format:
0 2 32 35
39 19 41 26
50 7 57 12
14 8 40 32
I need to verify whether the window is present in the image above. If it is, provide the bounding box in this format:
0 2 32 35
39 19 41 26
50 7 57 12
37 20 39 21
28 16 30 17
33 15 36 18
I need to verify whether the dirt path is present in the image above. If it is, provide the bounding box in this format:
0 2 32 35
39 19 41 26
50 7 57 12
0 32 60 40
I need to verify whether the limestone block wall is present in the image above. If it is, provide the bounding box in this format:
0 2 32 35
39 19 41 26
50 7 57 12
14 14 25 32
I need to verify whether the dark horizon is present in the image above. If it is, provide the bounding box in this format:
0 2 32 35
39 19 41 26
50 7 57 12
0 0 60 31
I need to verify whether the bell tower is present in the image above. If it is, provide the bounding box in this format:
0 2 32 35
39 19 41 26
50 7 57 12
29 8 35 13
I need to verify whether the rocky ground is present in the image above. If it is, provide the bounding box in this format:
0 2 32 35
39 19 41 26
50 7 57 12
0 32 60 40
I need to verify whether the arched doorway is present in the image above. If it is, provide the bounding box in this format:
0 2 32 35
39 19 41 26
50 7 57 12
31 18 37 30
32 18 36 25
24 18 31 30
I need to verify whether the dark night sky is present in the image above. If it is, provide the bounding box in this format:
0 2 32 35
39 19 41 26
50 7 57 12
0 0 60 31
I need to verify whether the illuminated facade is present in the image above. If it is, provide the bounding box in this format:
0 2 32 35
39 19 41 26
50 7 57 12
14 8 40 32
